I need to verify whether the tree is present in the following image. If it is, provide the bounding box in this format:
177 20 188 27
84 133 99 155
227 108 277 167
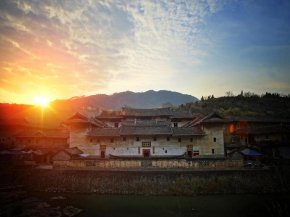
225 91 234 97
201 96 204 102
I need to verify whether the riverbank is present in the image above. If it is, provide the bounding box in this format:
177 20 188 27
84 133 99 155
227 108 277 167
1 167 290 195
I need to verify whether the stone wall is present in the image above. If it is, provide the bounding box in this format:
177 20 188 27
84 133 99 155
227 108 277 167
53 157 243 170
7 169 289 195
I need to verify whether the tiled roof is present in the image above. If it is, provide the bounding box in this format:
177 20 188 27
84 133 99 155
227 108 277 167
64 147 83 155
0 118 29 126
172 127 206 136
63 112 107 127
96 110 123 119
14 129 69 138
185 112 229 127
171 110 194 119
0 118 55 129
228 116 290 123
91 118 108 127
68 112 88 120
119 126 172 135
232 125 290 135
87 128 120 137
121 120 171 126
122 107 172 117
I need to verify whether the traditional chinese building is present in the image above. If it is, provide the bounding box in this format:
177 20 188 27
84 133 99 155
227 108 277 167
63 108 228 158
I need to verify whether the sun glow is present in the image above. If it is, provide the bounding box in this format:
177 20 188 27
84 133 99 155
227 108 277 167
34 96 49 106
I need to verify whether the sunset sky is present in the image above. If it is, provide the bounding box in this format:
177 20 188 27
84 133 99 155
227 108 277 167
1 0 290 104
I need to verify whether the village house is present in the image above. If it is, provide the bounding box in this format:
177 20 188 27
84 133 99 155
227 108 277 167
230 124 290 161
0 117 70 163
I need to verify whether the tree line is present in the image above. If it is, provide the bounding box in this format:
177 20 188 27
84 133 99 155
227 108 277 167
174 91 290 118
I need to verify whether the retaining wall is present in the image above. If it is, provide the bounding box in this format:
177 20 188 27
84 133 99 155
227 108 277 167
53 158 243 170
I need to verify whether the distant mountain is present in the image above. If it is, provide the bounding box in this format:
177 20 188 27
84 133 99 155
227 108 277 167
55 90 198 111
0 90 198 126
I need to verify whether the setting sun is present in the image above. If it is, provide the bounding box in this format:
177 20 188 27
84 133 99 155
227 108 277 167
34 96 49 106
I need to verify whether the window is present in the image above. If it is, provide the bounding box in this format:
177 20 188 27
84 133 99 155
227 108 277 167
1 137 5 142
165 150 167 154
136 137 139 141
90 139 93 143
123 137 126 141
266 134 269 140
167 137 170 141
190 138 193 142
153 137 157 141
115 123 119 128
213 137 216 142
178 138 181 142
111 138 114 143
138 147 140 154
153 146 155 154
212 149 215 154
174 123 178 127
193 150 199 156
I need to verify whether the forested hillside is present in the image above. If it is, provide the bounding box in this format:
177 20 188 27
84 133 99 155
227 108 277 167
176 92 290 118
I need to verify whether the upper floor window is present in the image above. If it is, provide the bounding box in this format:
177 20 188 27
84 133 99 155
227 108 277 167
90 138 93 143
123 137 126 141
174 123 178 127
266 134 269 140
115 123 119 128
167 137 170 141
178 138 181 142
213 137 216 142
190 138 193 142
111 138 114 143
1 137 5 142
136 137 139 141
153 137 157 141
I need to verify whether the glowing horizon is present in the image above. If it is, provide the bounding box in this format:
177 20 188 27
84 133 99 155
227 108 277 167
0 0 289 104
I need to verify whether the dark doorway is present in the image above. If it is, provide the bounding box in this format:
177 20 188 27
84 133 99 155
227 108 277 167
143 149 150 157
101 151 105 158
187 151 192 158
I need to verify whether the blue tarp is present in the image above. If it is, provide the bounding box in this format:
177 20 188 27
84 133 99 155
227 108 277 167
241 148 263 156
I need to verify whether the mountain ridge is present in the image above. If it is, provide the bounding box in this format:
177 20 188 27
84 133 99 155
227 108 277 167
52 90 198 111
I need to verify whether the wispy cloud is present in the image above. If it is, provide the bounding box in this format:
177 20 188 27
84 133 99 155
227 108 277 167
0 0 289 103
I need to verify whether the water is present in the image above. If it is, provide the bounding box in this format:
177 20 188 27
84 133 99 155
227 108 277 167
32 192 290 217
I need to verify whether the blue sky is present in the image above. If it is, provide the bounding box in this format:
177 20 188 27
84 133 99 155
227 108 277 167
0 0 289 104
